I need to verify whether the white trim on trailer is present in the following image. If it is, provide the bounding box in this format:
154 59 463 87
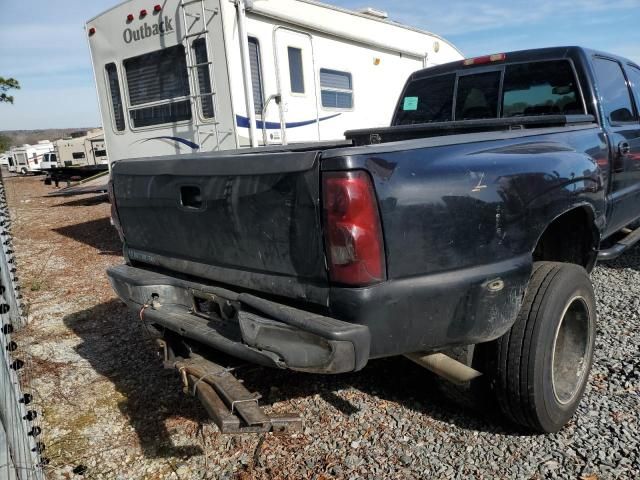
86 0 464 162
236 0 259 147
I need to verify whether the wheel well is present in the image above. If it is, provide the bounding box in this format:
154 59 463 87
533 208 598 270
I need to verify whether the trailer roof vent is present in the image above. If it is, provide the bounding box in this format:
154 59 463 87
357 7 389 19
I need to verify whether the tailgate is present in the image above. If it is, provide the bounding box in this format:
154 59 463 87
111 151 328 304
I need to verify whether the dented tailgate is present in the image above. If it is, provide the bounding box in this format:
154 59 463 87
111 151 329 304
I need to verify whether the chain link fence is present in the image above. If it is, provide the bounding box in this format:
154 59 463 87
0 173 46 479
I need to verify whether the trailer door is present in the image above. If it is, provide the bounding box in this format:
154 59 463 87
274 29 319 144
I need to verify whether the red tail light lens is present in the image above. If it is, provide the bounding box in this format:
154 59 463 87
322 170 385 286
107 180 125 242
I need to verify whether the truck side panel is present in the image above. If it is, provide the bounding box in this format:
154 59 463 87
324 127 607 278
320 126 608 357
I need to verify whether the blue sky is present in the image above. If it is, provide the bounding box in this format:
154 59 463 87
1 0 639 130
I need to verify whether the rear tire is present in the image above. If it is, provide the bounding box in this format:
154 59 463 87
490 261 596 433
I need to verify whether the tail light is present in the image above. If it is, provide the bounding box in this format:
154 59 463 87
322 170 385 286
107 179 125 242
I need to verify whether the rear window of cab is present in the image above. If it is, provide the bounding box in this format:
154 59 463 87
395 60 585 125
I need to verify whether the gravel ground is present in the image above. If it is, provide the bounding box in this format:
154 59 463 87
5 174 639 480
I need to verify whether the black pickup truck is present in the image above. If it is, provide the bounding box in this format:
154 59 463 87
107 47 640 434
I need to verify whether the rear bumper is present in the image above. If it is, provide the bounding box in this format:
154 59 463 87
107 264 370 374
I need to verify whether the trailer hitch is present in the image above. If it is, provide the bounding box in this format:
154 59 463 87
157 340 302 434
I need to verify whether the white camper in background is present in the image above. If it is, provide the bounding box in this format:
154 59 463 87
86 0 463 162
55 133 91 167
6 148 17 173
54 128 108 167
85 130 109 165
12 141 55 174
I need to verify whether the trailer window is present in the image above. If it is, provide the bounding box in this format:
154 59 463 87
320 69 353 109
287 47 305 94
593 58 636 124
192 39 214 119
502 61 583 117
72 152 85 160
124 45 192 127
395 74 455 125
105 63 125 131
248 37 264 115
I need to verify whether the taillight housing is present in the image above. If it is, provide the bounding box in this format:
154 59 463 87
322 170 385 286
107 179 125 243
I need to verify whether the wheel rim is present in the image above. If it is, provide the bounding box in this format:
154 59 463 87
551 296 592 405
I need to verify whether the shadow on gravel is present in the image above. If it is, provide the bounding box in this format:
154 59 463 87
598 243 640 271
52 217 122 256
53 194 109 207
63 300 207 459
241 356 529 437
64 298 530 463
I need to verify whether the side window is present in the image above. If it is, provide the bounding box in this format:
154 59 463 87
320 69 353 109
455 71 501 120
105 63 125 131
248 37 265 115
592 57 636 124
51 153 57 162
502 61 583 117
626 65 640 117
287 47 304 94
192 39 215 119
72 152 86 160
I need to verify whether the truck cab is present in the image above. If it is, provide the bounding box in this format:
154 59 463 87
41 152 59 170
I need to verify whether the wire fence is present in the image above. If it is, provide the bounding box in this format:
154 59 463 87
0 172 46 480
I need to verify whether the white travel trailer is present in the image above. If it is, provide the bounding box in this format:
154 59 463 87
12 142 55 174
85 130 109 165
86 0 463 162
55 134 91 167
6 148 17 173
